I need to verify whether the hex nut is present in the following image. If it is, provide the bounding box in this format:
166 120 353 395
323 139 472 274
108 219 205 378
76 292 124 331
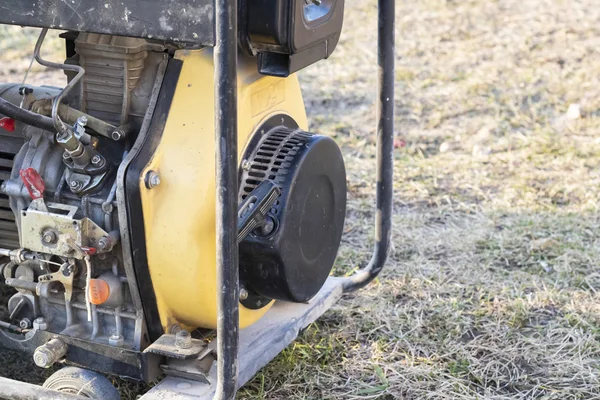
33 317 47 331
109 334 124 347
91 155 104 167
111 129 124 141
76 116 88 127
42 230 58 245
19 318 31 329
175 330 193 349
97 236 112 251
70 180 83 192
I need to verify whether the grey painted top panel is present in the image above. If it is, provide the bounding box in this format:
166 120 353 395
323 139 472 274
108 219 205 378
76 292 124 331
0 0 214 45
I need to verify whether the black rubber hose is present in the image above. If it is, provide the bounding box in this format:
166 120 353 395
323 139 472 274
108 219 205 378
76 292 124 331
0 96 56 132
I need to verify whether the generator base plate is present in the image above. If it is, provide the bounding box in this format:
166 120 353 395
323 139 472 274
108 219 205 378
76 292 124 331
140 277 345 399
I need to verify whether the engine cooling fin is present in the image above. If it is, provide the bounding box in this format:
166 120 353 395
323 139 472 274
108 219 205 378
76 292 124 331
239 125 347 308
0 131 22 249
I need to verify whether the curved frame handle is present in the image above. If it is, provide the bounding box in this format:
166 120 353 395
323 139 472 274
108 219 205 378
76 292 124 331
342 0 395 293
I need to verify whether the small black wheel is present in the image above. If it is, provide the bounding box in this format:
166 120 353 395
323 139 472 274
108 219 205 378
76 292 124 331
42 366 120 400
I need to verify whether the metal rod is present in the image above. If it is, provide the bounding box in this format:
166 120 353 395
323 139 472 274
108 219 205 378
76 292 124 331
213 0 239 396
342 0 395 293
33 28 85 136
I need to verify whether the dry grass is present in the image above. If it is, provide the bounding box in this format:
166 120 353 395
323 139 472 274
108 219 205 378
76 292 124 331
2 0 600 398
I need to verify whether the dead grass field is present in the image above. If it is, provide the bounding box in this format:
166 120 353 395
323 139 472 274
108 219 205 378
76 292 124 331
2 0 600 398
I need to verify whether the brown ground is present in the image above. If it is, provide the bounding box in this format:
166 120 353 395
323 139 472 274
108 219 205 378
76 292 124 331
2 0 600 398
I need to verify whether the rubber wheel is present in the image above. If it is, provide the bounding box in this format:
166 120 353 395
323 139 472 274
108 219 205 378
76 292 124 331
42 367 120 400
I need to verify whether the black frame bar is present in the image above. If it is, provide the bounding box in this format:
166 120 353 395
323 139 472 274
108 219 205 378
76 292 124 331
211 0 395 398
342 0 395 293
213 0 239 398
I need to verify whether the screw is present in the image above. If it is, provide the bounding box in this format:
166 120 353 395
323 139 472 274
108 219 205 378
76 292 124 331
145 171 161 189
175 330 193 349
19 318 31 329
111 129 124 141
239 288 249 301
42 229 58 245
241 159 251 171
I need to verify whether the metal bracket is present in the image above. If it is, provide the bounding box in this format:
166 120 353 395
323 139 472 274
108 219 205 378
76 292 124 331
143 334 207 360
21 202 110 259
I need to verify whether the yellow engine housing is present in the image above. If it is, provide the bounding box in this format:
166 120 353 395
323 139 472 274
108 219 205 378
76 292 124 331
138 48 308 331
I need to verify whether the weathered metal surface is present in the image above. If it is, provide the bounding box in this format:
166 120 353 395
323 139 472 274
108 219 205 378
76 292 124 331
141 277 345 399
213 0 239 396
0 0 214 46
21 202 110 259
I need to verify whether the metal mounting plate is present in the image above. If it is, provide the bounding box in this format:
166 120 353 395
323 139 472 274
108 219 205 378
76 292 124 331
21 202 109 259
141 277 344 399
0 0 214 46
144 334 207 360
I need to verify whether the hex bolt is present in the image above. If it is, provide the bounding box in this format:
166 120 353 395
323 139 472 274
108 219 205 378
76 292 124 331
76 116 88 127
33 338 67 368
241 159 251 171
175 329 193 349
97 236 112 252
19 318 31 329
109 334 124 347
111 129 124 141
41 229 58 245
91 155 104 167
70 180 83 192
33 317 47 331
145 171 161 189
239 287 249 301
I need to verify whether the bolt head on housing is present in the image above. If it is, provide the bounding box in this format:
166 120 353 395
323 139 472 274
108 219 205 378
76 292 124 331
33 317 47 331
41 229 57 245
145 171 161 189
109 334 124 347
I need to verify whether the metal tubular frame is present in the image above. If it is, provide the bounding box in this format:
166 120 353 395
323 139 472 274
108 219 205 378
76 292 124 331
342 0 395 293
213 0 239 398
211 0 395 398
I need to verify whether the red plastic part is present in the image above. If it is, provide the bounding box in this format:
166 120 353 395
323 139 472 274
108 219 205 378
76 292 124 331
19 168 46 200
0 117 15 132
81 247 97 256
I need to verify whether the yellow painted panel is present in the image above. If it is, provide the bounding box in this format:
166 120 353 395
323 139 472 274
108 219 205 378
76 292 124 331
139 48 308 330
